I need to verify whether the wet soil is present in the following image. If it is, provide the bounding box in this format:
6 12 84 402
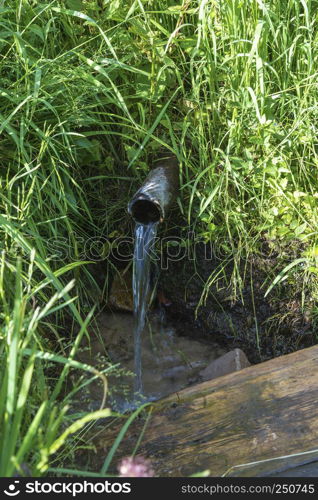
159 242 316 364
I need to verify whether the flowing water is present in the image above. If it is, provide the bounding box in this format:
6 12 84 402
132 221 158 395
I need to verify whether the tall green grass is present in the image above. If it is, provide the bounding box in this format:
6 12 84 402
1 0 318 474
0 253 112 476
2 0 317 294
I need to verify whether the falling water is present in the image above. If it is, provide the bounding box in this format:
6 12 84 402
133 221 158 395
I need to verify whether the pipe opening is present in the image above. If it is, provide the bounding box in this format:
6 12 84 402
130 199 161 224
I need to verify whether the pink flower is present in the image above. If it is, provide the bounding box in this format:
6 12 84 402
118 456 155 477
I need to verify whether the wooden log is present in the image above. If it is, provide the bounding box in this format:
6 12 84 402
94 345 318 477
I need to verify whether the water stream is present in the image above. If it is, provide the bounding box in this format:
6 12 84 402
132 221 158 395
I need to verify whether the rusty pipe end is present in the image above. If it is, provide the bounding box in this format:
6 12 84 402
128 155 179 225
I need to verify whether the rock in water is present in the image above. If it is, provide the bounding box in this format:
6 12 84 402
199 348 250 381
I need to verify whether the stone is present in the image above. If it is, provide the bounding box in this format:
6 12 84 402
199 348 250 381
108 269 133 312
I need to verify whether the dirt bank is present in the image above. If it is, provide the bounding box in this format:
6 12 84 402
160 242 315 364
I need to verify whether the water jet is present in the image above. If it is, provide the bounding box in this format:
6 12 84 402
128 155 179 396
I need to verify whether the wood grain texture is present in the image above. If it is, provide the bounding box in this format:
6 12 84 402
95 345 318 477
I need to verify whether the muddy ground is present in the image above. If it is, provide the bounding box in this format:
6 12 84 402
158 241 316 364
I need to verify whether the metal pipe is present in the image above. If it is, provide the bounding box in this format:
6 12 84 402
128 155 179 224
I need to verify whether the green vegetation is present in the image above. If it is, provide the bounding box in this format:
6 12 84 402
0 0 318 475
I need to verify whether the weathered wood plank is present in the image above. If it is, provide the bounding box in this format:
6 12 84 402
94 345 318 477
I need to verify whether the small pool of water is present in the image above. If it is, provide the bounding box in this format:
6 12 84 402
77 310 225 413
